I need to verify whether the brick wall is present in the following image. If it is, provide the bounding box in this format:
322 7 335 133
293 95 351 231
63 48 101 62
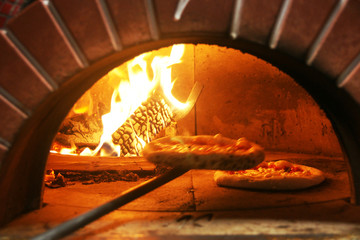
0 0 32 28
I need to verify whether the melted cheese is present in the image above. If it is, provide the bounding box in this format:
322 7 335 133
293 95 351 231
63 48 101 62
231 162 311 178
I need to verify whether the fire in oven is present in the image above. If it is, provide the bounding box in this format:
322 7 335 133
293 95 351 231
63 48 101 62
0 0 360 239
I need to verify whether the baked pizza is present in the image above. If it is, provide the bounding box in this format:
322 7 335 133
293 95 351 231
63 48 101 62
142 134 265 170
214 160 325 190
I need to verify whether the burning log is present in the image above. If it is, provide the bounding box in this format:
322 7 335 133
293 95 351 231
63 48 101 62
112 92 174 156
51 44 203 157
53 114 103 150
100 80 203 157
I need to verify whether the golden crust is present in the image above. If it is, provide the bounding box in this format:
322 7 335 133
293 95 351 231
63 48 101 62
142 134 265 170
214 160 325 190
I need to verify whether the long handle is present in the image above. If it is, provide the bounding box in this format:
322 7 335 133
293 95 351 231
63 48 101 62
32 168 188 240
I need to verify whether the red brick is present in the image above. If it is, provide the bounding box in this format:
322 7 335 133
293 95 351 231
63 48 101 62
237 0 283 44
12 5 20 16
0 144 7 167
313 0 360 78
6 1 83 85
106 0 152 47
0 15 7 28
0 32 51 110
7 0 23 3
342 68 360 104
0 2 13 15
277 0 337 58
52 0 114 62
154 0 234 35
0 95 26 143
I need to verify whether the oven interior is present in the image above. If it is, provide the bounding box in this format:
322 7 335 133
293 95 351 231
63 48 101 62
2 43 360 239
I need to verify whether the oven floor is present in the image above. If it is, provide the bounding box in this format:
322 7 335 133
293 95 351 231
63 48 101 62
1 152 360 239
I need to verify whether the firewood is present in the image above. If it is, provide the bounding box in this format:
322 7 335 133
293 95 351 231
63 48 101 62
54 113 103 148
112 92 175 156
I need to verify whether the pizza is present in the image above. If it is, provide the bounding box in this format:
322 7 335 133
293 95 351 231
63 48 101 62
214 160 325 190
142 134 265 170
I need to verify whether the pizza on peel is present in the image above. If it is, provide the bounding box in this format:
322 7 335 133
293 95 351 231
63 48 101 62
142 134 265 170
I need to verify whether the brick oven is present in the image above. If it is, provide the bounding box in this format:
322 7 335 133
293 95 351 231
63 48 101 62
0 0 360 239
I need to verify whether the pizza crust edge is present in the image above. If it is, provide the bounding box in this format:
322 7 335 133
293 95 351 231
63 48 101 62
142 135 265 170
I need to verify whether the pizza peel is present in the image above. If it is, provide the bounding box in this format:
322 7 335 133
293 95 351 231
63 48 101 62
31 167 188 240
32 82 263 239
32 147 263 240
31 83 204 240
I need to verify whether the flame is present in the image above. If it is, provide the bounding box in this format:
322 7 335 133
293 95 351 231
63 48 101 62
72 91 93 115
59 141 78 155
94 44 187 156
156 44 189 110
54 44 188 156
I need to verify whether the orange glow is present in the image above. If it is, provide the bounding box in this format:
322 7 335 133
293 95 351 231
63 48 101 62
55 44 189 156
72 91 93 115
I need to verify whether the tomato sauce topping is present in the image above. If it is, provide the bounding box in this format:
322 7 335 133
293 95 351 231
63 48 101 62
228 162 307 175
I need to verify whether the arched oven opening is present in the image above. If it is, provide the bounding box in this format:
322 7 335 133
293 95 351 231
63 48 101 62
0 0 360 238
